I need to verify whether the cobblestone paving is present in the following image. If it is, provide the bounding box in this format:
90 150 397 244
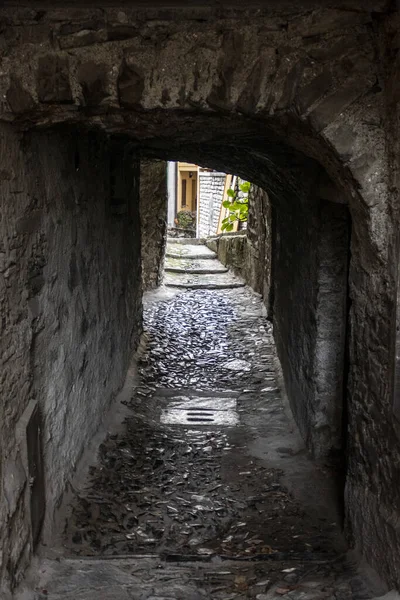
33 254 386 599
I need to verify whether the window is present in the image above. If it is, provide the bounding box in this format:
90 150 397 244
192 179 197 211
181 178 187 208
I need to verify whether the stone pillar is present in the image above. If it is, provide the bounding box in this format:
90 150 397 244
272 192 350 464
140 160 168 290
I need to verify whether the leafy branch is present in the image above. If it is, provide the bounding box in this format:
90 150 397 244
221 180 250 232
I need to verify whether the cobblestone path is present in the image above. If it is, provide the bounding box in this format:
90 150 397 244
32 243 386 600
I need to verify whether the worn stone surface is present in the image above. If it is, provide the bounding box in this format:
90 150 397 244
0 124 143 598
62 286 345 561
140 160 167 290
0 1 399 595
27 286 385 600
165 256 228 273
166 243 216 260
26 556 388 600
164 240 244 289
164 270 245 290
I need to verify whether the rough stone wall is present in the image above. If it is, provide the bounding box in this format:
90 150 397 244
198 171 226 239
0 124 37 597
246 185 272 301
207 184 271 298
272 194 350 464
0 124 142 597
140 160 167 290
207 233 248 276
342 12 400 588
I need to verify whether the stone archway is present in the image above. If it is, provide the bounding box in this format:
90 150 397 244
0 2 399 594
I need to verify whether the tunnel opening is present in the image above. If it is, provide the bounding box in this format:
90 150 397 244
1 104 388 594
11 119 352 569
133 129 353 469
4 101 379 595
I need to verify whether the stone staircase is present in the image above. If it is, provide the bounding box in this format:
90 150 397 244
164 238 245 290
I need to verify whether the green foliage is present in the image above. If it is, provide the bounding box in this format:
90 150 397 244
221 180 250 232
175 210 196 230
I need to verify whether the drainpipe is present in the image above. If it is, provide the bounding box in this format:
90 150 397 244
167 161 177 228
196 167 200 238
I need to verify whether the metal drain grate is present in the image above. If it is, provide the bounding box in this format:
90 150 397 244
161 397 239 426
186 409 215 422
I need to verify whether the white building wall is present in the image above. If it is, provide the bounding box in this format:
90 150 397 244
198 171 226 238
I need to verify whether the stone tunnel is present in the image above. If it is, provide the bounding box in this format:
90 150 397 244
1 0 400 597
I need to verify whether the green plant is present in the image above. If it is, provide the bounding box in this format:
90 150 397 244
175 210 196 229
221 180 250 232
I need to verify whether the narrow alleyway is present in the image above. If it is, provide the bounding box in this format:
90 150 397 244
33 242 384 600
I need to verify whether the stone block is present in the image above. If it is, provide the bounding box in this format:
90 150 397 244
308 76 373 132
288 9 371 38
238 48 276 114
307 34 368 63
207 30 243 111
58 28 107 50
78 61 109 107
37 54 72 104
58 20 105 36
296 70 333 114
118 59 145 109
107 24 139 42
6 77 35 114
276 57 309 111
324 122 358 160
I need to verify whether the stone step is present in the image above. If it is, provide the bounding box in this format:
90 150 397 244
165 257 228 274
164 271 245 290
167 237 205 245
166 243 216 260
